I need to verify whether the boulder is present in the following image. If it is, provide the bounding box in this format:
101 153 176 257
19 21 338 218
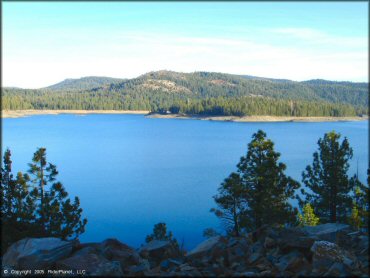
56 246 123 276
186 236 220 258
128 259 150 275
138 240 180 264
2 237 76 269
311 240 348 275
277 228 315 254
274 250 308 273
99 238 142 271
160 258 182 271
186 236 227 261
302 223 351 243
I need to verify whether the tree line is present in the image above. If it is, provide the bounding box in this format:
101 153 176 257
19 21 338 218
3 89 365 117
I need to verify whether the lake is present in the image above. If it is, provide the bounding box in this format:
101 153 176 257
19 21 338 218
2 114 368 250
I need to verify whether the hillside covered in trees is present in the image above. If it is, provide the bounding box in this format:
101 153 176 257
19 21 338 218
3 71 368 117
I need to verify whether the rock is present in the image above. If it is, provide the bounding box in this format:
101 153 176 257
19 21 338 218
302 223 351 243
56 246 123 276
264 237 276 249
186 236 222 259
311 241 345 275
128 259 150 275
139 240 180 264
274 250 307 273
323 262 348 277
160 258 182 271
2 237 76 269
247 241 264 265
99 238 141 271
277 228 315 254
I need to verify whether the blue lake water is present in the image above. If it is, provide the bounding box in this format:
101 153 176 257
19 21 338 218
2 114 368 250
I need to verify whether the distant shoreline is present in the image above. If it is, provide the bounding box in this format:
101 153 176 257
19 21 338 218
146 113 368 122
2 110 367 122
1 110 150 118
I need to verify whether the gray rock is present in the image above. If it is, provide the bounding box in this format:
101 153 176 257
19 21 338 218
99 238 141 271
2 237 75 269
323 262 348 277
311 241 345 275
139 240 180 263
128 259 150 274
186 236 222 258
56 246 123 276
275 250 306 273
264 236 276 249
302 223 351 243
278 228 315 253
160 258 182 271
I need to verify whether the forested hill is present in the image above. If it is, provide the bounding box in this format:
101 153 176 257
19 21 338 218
44 76 126 91
3 70 368 117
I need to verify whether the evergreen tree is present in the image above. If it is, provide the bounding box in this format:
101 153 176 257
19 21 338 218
28 148 87 239
237 130 300 230
298 203 320 226
349 175 369 230
1 149 35 253
145 222 178 247
211 173 246 236
212 130 299 233
300 131 354 223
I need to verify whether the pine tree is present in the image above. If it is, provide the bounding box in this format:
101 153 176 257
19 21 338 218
298 203 320 226
1 149 35 253
28 148 87 239
211 173 246 236
145 223 177 244
214 130 300 232
300 131 354 223
349 175 369 230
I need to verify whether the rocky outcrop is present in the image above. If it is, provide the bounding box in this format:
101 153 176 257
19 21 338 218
2 224 368 277
2 237 77 270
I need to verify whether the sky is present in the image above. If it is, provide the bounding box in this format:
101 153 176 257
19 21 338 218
3 2 369 88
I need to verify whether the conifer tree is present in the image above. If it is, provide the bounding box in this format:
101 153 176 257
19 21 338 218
349 175 369 230
1 149 35 253
298 203 320 226
211 173 246 236
145 222 179 248
300 131 354 223
237 130 300 230
28 148 87 239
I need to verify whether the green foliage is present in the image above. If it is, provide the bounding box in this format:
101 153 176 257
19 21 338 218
298 203 320 226
203 228 220 238
1 149 35 254
349 204 361 230
237 130 300 230
28 148 87 239
348 177 369 230
45 76 126 91
211 173 246 236
3 71 368 117
212 130 300 234
145 223 178 247
300 131 354 223
1 148 87 254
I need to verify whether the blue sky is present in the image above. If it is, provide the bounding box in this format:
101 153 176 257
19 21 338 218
3 2 368 88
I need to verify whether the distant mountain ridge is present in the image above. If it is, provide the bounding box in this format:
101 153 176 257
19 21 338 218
44 76 126 91
3 70 368 116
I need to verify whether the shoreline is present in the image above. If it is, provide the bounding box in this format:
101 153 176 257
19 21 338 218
1 110 368 122
1 109 150 119
146 113 368 122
